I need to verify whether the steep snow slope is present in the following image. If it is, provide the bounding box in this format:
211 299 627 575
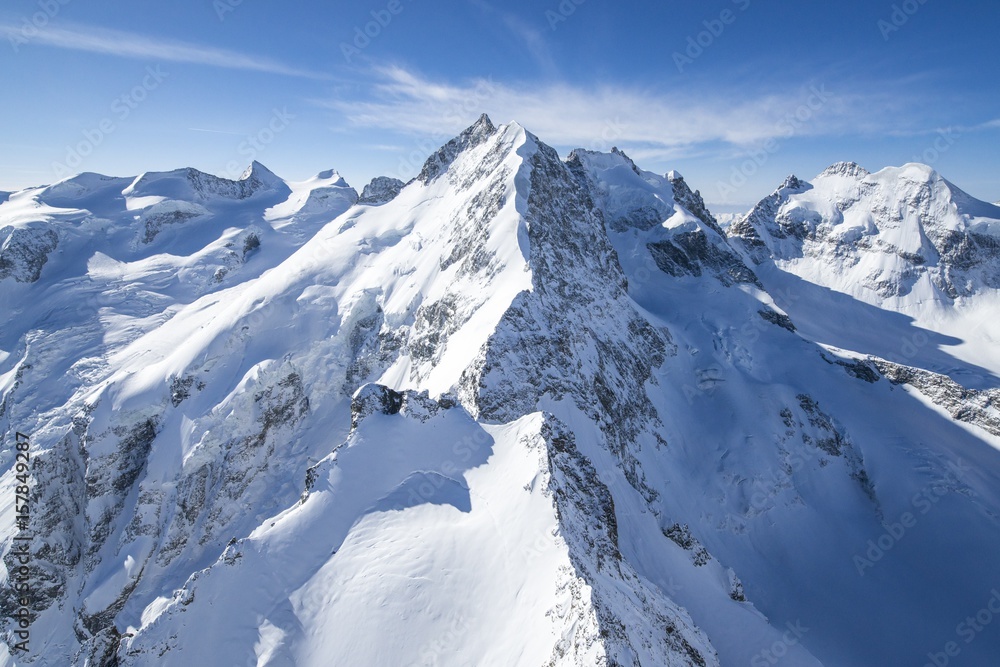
124 395 715 667
2 118 1000 667
563 149 1000 666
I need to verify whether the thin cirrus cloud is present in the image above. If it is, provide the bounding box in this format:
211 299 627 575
325 66 921 163
0 22 329 79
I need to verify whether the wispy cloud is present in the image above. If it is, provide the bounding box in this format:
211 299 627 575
367 144 408 152
188 127 245 136
0 22 329 79
883 117 1000 139
322 65 918 162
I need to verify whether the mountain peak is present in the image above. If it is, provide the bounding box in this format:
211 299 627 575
669 171 724 236
471 112 495 134
314 168 344 182
819 161 870 179
416 114 500 184
240 160 282 186
610 146 642 175
893 162 942 183
731 159 1000 302
779 174 809 192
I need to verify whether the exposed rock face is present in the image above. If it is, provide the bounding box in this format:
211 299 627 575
647 230 763 288
459 135 671 501
825 356 880 384
872 358 1000 438
0 225 59 283
669 171 725 237
358 176 405 205
418 113 497 184
139 201 209 244
820 161 870 179
663 523 712 567
538 416 716 667
758 308 796 332
237 161 287 195
727 174 811 263
350 383 404 428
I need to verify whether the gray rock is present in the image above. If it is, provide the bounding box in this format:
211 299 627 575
350 384 404 430
418 114 497 185
648 230 763 288
872 358 1000 438
669 171 726 237
359 176 405 205
758 309 796 332
0 225 59 282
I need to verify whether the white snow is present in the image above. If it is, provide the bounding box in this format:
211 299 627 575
3 122 1000 667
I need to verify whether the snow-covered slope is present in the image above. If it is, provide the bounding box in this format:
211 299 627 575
729 161 1000 303
2 118 1000 666
728 162 1000 387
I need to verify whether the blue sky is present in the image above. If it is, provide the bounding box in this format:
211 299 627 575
1 0 998 208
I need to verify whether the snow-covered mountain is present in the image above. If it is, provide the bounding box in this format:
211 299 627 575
2 116 1000 666
729 161 1000 388
729 161 1000 303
